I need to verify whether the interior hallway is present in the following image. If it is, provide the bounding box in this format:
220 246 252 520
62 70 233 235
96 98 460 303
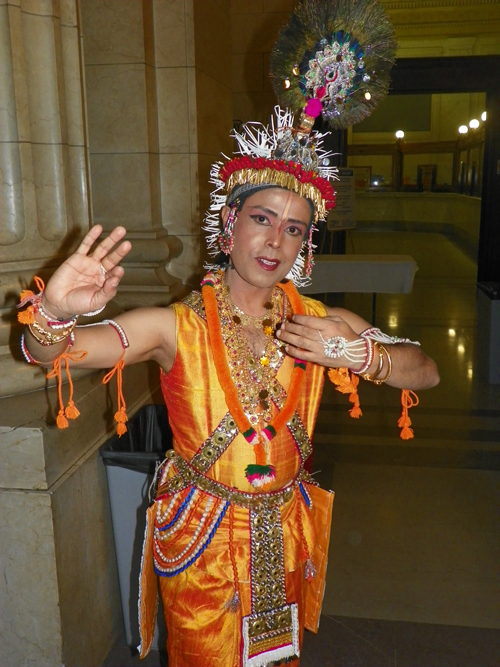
102 230 500 667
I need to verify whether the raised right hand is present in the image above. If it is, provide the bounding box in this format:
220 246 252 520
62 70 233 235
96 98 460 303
41 225 131 319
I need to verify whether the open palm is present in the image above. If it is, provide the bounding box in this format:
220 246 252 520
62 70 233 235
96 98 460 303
42 226 131 319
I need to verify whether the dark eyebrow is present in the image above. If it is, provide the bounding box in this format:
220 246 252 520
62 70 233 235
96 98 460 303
248 205 308 228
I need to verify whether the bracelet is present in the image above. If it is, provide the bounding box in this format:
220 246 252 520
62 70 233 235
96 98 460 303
38 302 78 330
351 338 374 375
81 305 106 317
319 333 367 364
20 334 40 364
360 327 420 347
361 341 384 382
76 319 129 349
361 342 393 385
28 320 76 346
372 343 392 385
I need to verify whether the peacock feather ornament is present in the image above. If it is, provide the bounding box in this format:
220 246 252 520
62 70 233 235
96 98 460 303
270 0 397 130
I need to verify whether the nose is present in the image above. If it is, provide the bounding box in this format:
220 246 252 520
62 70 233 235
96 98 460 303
266 225 282 249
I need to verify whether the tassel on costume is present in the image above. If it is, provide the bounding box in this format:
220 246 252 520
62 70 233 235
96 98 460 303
102 357 129 437
327 367 362 418
46 350 87 429
398 389 419 440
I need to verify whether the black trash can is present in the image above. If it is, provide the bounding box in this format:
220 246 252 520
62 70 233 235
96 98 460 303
100 404 172 649
477 282 500 384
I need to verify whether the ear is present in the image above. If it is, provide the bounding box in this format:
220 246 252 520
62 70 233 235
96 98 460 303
220 205 230 226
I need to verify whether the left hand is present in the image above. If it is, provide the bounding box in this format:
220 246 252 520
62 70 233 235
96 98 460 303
276 314 362 368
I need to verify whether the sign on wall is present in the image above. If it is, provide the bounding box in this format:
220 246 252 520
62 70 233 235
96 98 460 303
327 168 356 231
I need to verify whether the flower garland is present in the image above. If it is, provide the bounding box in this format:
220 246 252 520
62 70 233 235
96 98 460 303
201 272 307 487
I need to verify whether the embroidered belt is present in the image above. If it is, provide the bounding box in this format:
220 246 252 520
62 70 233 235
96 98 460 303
155 450 316 510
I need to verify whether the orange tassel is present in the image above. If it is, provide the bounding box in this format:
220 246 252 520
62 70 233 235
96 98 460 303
19 289 36 302
18 306 35 324
103 356 128 437
399 389 419 440
47 349 87 429
116 422 128 437
65 401 80 420
328 367 362 418
56 410 69 429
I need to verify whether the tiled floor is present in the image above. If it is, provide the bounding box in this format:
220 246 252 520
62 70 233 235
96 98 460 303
102 230 500 666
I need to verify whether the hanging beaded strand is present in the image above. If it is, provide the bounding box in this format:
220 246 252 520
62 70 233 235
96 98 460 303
217 199 239 255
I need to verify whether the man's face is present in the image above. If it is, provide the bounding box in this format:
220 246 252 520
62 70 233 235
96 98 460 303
222 188 311 291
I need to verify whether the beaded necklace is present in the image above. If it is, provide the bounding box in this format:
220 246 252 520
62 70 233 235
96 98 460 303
217 280 285 426
201 270 307 488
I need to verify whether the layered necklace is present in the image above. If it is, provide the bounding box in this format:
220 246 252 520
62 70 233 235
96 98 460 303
201 270 307 488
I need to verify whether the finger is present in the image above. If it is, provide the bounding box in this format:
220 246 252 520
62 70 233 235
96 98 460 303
283 343 318 362
100 268 124 297
90 227 128 262
292 314 344 328
277 326 320 351
75 225 104 256
279 320 323 343
99 240 132 271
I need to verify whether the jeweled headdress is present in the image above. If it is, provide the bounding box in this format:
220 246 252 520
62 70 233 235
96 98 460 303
204 107 337 286
204 0 396 286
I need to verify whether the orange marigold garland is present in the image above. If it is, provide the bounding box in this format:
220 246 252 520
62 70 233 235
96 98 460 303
202 273 307 487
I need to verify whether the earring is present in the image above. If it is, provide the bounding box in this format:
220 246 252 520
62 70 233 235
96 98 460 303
304 224 315 277
217 200 239 254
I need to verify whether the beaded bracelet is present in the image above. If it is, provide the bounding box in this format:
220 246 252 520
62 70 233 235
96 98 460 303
319 333 367 364
28 320 76 346
76 319 129 349
351 338 374 375
360 327 420 347
20 334 40 364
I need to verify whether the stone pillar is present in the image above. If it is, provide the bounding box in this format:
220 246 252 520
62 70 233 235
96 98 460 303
0 0 91 397
1 2 233 665
0 2 121 665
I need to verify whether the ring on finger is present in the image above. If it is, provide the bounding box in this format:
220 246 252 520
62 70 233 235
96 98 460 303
99 262 107 275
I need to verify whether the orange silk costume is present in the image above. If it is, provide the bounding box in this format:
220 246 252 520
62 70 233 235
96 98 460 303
138 288 334 667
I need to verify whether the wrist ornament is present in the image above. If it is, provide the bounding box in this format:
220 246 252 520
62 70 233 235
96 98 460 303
319 333 367 365
360 326 420 347
361 342 392 385
28 319 76 346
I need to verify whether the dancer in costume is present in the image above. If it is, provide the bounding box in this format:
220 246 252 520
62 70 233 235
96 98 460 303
18 3 439 665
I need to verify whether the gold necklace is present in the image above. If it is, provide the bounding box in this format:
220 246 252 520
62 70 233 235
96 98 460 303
225 287 282 335
217 279 286 428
